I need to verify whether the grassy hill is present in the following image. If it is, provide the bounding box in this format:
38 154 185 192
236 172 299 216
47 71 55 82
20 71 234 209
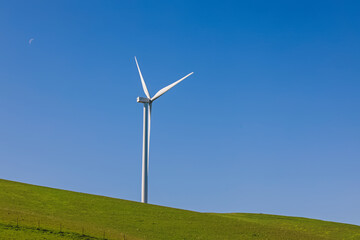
0 179 359 240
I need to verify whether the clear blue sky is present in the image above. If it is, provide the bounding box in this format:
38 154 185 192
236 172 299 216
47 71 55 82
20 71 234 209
1 0 360 225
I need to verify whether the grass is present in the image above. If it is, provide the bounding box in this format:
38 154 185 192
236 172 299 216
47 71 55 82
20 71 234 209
0 222 100 240
0 179 359 240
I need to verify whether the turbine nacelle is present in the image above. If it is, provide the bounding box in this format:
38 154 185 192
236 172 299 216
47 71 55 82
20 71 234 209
137 97 151 103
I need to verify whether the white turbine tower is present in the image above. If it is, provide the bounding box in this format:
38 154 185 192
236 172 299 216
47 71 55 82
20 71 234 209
135 57 193 203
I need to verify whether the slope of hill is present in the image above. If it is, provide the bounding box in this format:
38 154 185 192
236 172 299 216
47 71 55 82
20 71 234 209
0 179 359 240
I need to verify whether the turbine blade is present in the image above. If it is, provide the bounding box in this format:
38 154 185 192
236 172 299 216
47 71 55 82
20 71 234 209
135 57 151 99
151 72 193 101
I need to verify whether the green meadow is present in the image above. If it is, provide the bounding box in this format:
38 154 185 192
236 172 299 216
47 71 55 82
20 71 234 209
0 179 359 240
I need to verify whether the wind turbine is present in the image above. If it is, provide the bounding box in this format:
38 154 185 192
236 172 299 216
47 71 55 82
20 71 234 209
135 57 193 203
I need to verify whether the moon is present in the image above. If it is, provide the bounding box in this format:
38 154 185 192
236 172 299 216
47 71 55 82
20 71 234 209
29 38 34 45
